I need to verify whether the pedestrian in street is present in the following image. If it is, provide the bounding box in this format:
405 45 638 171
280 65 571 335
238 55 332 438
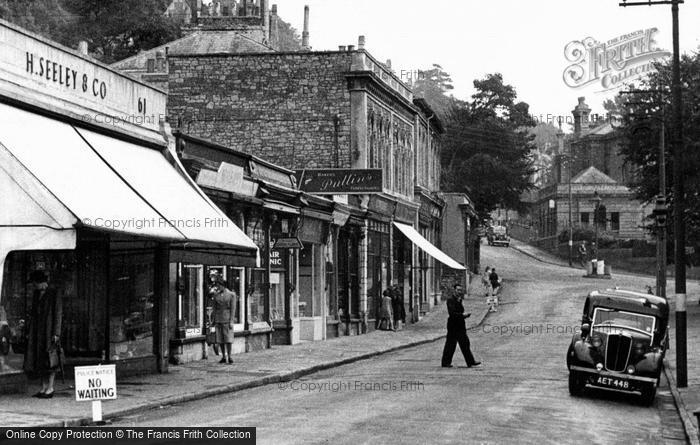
489 268 501 311
441 284 480 368
24 271 62 398
392 284 406 331
577 241 587 267
378 288 395 331
590 242 598 260
209 275 237 364
482 266 495 311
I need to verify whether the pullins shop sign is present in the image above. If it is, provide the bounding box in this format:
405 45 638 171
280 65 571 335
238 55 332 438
563 28 670 91
295 169 383 195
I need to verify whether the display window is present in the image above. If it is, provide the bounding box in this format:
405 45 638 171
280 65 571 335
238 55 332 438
110 251 156 360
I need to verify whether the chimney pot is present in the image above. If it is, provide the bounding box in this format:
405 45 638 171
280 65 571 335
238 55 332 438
386 59 392 69
358 35 366 49
78 41 88 55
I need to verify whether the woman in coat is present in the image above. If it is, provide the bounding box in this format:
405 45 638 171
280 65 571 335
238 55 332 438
379 289 395 331
24 271 62 398
391 285 406 330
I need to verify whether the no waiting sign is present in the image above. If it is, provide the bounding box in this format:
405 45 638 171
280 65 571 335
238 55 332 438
74 365 117 401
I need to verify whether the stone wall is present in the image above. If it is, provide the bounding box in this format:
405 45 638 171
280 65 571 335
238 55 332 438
168 52 354 169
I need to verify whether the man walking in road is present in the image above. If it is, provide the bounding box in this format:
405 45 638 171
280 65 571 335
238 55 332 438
441 284 481 368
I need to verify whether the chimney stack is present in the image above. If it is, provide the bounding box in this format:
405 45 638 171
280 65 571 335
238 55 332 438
302 5 310 50
261 0 269 41
358 35 366 50
339 45 347 51
269 4 279 48
347 45 355 51
78 41 88 56
572 97 591 137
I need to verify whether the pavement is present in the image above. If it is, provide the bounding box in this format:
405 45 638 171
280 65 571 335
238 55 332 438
511 238 700 445
0 279 492 428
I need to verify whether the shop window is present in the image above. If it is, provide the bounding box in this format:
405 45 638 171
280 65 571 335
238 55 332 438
611 212 620 232
179 264 203 337
299 243 313 317
111 252 155 360
0 251 79 375
581 212 589 226
248 269 267 327
270 272 286 321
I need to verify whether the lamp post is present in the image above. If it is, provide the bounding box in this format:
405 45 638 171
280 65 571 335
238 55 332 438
592 191 602 258
654 196 668 299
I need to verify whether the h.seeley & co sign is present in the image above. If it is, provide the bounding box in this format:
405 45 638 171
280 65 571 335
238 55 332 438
0 19 167 140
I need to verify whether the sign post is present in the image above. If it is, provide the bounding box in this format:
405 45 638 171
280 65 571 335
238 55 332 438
74 364 117 423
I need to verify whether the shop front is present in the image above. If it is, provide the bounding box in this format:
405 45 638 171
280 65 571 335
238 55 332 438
297 209 332 342
0 21 257 392
172 132 304 350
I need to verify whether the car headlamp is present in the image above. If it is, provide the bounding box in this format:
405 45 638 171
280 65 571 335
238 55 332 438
591 336 603 348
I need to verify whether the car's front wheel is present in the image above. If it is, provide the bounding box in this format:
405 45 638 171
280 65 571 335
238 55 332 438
568 370 584 396
640 382 657 406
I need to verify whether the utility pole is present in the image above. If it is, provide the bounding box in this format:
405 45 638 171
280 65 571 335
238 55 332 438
619 0 686 388
621 89 668 300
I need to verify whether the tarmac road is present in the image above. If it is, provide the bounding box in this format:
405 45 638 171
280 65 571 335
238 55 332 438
111 245 688 445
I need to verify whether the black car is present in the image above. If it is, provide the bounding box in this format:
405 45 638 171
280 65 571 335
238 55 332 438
486 226 510 247
566 289 669 405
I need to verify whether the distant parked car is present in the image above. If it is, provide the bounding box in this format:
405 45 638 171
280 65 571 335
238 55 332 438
487 226 510 247
566 289 669 405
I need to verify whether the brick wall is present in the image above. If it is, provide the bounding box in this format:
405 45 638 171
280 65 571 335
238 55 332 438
168 52 354 169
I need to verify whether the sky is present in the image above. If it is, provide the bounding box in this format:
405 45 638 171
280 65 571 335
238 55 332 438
274 0 700 132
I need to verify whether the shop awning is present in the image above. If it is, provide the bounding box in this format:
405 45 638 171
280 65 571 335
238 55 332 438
393 222 466 270
0 102 258 257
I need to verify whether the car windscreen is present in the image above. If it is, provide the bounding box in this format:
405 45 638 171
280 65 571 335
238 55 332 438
592 308 655 339
493 226 507 235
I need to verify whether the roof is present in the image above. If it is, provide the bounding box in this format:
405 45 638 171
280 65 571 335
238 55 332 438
571 166 617 185
586 289 669 318
112 30 273 70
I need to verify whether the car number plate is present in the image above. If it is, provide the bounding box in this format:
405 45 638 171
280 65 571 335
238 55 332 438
594 376 630 390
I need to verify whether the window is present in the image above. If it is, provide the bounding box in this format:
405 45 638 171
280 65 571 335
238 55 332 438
179 264 203 337
111 252 156 359
611 212 620 232
270 271 286 321
581 213 589 226
206 266 245 329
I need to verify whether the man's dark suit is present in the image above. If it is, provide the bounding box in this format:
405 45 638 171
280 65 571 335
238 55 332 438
441 293 477 367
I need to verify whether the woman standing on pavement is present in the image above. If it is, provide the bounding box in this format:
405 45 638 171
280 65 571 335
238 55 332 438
24 271 62 398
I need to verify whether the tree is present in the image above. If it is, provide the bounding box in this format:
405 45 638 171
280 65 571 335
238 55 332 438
0 0 74 38
410 64 458 120
617 53 700 249
276 18 302 51
60 0 181 63
441 73 535 222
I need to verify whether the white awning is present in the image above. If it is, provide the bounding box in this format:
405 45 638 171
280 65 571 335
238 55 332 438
393 222 466 270
76 128 257 250
0 102 257 255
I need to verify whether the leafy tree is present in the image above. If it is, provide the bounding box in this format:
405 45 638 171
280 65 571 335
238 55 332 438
616 53 700 248
59 0 181 63
0 0 73 38
441 73 536 222
276 18 301 51
410 64 458 120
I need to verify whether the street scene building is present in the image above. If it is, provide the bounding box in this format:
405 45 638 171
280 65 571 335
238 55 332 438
531 97 651 250
1 2 699 443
